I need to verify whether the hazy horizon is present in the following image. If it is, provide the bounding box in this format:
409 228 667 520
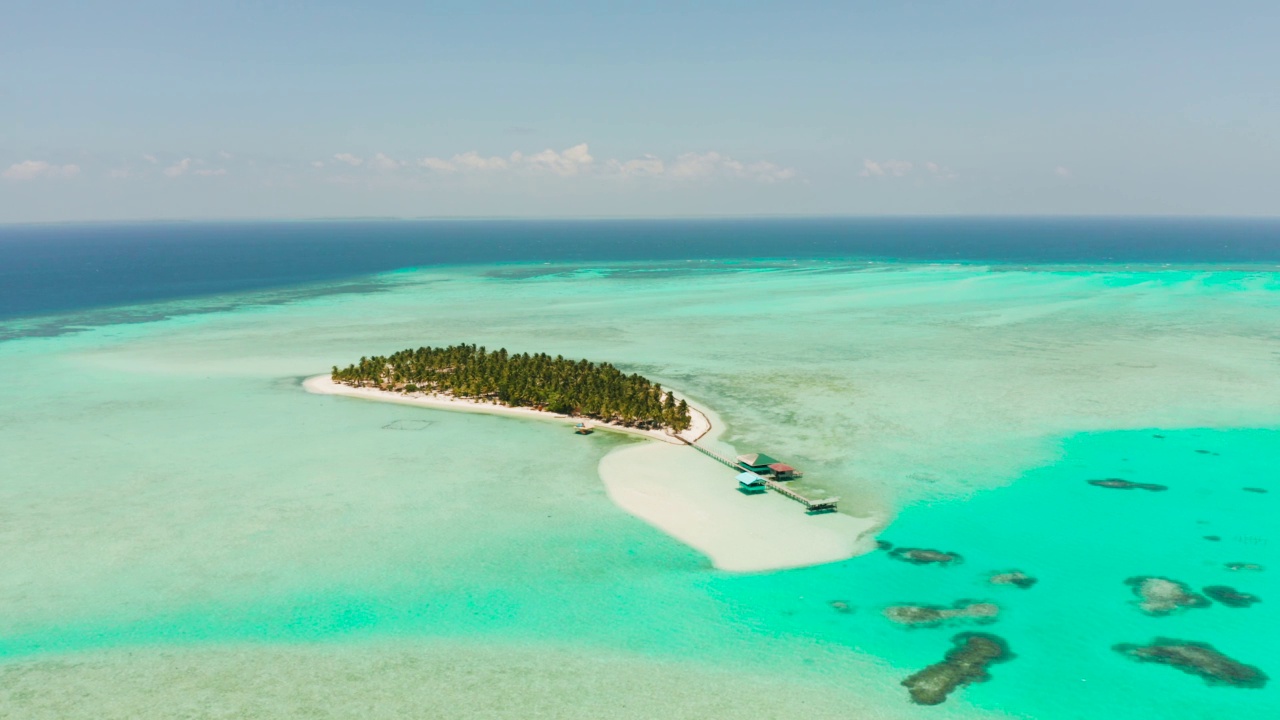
4 1 1278 223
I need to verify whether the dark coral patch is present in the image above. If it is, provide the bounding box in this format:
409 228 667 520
887 547 964 566
884 600 999 628
1243 487 1268 494
902 633 1012 705
1203 586 1261 608
1087 478 1168 492
1226 562 1264 572
1113 639 1267 689
1204 535 1222 542
990 570 1038 589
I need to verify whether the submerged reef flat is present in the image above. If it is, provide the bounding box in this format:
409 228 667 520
901 633 1012 705
887 547 964 566
884 601 999 628
1203 586 1261 608
989 570 1037 589
1126 577 1211 615
1087 478 1168 492
1114 639 1268 689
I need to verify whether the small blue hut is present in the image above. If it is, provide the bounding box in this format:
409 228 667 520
736 471 767 495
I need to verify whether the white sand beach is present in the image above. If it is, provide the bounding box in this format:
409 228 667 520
304 374 882 572
600 441 883 572
302 375 711 445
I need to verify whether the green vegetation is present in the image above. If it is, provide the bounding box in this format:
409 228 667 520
332 343 693 432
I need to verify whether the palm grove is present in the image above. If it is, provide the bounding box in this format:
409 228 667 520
331 344 693 432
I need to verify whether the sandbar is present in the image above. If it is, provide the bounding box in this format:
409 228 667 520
600 441 882 572
305 374 881 572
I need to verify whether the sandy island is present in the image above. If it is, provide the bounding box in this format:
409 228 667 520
304 374 711 444
305 374 882 572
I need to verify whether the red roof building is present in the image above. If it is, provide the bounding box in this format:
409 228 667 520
768 463 797 479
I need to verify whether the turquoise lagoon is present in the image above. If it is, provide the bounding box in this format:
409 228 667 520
1 261 1277 719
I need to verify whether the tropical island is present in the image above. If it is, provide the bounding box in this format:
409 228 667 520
304 343 880 573
329 343 694 433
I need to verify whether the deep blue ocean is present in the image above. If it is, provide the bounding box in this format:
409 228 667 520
2 217 1278 321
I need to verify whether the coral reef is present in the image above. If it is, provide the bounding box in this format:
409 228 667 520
989 570 1037 589
1203 586 1260 608
902 633 1012 705
887 547 964 566
1125 577 1211 615
1087 478 1167 491
884 601 998 628
1113 639 1267 688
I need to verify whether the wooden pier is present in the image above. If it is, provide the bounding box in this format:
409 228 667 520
680 439 839 513
763 478 839 514
681 439 742 470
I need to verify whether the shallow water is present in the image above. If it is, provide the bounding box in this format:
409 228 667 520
1 260 1277 718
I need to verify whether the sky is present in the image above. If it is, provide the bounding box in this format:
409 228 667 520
2 0 1278 222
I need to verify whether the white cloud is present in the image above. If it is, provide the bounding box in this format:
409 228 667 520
669 151 725 179
417 149 537 174
418 156 457 172
925 161 957 180
354 143 795 184
310 160 325 168
109 168 131 179
142 154 158 164
519 143 594 176
218 150 233 160
860 159 954 180
453 151 509 171
2 160 82 180
743 161 796 183
418 151 510 173
1055 165 1071 177
667 152 795 182
163 158 194 177
333 153 363 166
861 159 914 177
195 168 227 176
368 152 403 171
607 154 665 177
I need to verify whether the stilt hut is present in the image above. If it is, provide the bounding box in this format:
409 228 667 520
767 463 799 480
736 471 767 495
736 453 780 475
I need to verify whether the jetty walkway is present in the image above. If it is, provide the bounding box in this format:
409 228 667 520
678 438 839 514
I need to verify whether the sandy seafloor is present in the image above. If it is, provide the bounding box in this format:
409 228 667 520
1 260 1278 719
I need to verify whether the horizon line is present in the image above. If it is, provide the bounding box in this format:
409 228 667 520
5 213 1280 229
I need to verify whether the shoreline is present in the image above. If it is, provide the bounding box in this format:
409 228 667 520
304 374 881 572
302 375 712 445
